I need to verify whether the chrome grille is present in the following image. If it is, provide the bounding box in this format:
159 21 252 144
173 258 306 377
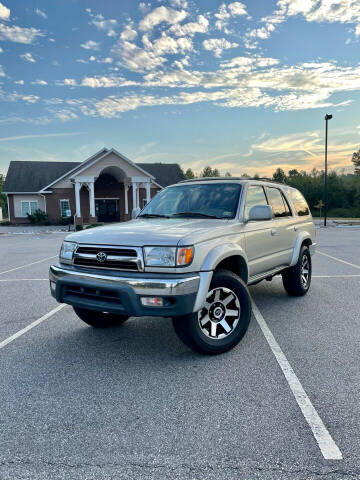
73 245 143 271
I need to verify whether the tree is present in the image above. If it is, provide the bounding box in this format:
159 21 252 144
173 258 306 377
225 171 232 177
352 148 360 175
184 168 195 179
272 168 286 183
201 166 220 177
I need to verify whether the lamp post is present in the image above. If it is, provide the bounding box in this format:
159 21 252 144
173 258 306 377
324 114 332 227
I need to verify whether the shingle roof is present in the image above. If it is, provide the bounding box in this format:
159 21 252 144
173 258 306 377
3 160 185 192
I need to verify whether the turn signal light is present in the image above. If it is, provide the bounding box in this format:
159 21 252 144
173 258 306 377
141 297 164 307
177 247 194 266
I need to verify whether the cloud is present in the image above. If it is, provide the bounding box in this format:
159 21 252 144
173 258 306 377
0 46 2 52
203 38 239 57
112 40 166 72
35 8 47 19
87 10 118 37
120 27 137 41
32 79 47 85
80 40 100 50
61 78 77 86
215 2 248 32
0 1 10 20
139 6 188 31
146 33 193 55
169 15 209 36
20 52 36 63
81 76 138 88
0 63 4 76
0 132 82 143
0 24 44 43
14 79 24 85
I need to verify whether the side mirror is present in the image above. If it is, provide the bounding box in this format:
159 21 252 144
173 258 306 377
131 207 141 219
248 205 272 221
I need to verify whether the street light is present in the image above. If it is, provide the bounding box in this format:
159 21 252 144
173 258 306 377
324 113 332 227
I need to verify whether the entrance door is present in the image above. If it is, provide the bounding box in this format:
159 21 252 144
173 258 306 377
95 199 119 222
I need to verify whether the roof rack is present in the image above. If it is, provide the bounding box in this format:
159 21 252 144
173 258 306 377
179 176 286 185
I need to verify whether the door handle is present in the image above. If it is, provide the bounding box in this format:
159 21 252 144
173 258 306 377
271 229 278 236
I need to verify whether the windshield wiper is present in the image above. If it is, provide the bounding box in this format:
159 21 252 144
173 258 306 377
171 212 223 219
138 213 170 218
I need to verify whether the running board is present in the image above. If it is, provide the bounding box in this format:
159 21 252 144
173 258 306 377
248 266 287 286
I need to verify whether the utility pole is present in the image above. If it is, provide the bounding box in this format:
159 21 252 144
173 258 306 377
324 114 332 227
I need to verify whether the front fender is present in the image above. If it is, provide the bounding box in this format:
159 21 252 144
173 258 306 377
201 243 248 274
289 232 313 267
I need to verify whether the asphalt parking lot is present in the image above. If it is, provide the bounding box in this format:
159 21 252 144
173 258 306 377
1 228 360 479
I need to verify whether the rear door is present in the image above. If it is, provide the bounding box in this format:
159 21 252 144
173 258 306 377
265 186 296 266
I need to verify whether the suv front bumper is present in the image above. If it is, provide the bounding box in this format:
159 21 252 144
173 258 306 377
49 264 212 317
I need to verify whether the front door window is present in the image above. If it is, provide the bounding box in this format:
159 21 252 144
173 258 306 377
95 199 119 222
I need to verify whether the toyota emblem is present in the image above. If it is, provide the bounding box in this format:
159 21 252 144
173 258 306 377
96 251 107 263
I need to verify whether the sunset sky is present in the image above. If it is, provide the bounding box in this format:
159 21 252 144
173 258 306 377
0 0 360 177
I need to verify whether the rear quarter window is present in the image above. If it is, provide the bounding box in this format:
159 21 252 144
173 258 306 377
289 190 310 216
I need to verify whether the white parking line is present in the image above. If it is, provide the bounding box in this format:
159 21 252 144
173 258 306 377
0 256 57 275
0 278 48 282
318 251 360 270
313 275 360 278
0 304 66 350
252 301 342 460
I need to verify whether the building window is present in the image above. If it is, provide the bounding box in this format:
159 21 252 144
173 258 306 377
60 199 70 217
21 201 38 217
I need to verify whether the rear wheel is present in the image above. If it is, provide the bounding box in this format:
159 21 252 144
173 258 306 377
73 307 130 328
282 245 312 296
172 269 251 354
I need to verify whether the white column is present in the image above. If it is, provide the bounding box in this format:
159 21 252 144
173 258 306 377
145 182 151 204
89 182 95 217
124 184 129 215
132 182 137 211
136 184 140 209
75 182 81 217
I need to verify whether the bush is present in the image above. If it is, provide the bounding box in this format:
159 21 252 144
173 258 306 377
75 224 83 231
0 220 10 226
27 209 48 225
85 223 102 229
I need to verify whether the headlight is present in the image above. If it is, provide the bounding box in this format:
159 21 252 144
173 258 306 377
144 246 194 267
60 241 77 262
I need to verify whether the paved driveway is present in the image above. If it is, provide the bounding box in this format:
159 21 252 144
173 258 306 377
0 228 359 479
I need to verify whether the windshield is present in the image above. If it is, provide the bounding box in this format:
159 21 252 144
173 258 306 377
139 183 242 219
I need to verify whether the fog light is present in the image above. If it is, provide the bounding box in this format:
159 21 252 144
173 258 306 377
140 297 164 307
50 280 56 293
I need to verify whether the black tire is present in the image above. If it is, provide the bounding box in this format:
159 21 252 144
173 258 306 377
282 245 312 297
172 269 252 355
73 307 130 328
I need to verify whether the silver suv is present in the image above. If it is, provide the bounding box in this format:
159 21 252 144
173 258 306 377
49 178 316 354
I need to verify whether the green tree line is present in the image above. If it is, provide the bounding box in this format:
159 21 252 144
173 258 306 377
183 148 360 218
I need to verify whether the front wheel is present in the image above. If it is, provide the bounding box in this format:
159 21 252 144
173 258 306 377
282 246 312 296
172 269 252 355
73 307 130 328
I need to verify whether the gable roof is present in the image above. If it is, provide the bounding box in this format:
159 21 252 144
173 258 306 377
3 161 81 193
3 159 185 193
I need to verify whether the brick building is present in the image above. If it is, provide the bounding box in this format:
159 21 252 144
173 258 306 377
3 148 184 225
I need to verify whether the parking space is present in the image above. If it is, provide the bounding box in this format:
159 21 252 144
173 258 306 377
0 228 360 479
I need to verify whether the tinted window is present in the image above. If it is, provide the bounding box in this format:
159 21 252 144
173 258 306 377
140 183 242 219
245 186 268 218
289 190 310 216
267 187 288 218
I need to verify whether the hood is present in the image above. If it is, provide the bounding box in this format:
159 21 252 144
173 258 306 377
66 218 232 246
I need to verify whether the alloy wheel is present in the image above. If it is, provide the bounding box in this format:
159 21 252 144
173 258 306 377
198 287 241 339
301 254 310 287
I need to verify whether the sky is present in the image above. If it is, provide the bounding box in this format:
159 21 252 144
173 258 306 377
0 0 360 177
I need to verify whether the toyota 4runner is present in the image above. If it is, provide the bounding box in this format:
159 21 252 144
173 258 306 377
49 178 316 354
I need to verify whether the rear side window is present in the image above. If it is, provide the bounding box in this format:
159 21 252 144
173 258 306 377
289 190 310 216
245 185 268 217
266 187 289 218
